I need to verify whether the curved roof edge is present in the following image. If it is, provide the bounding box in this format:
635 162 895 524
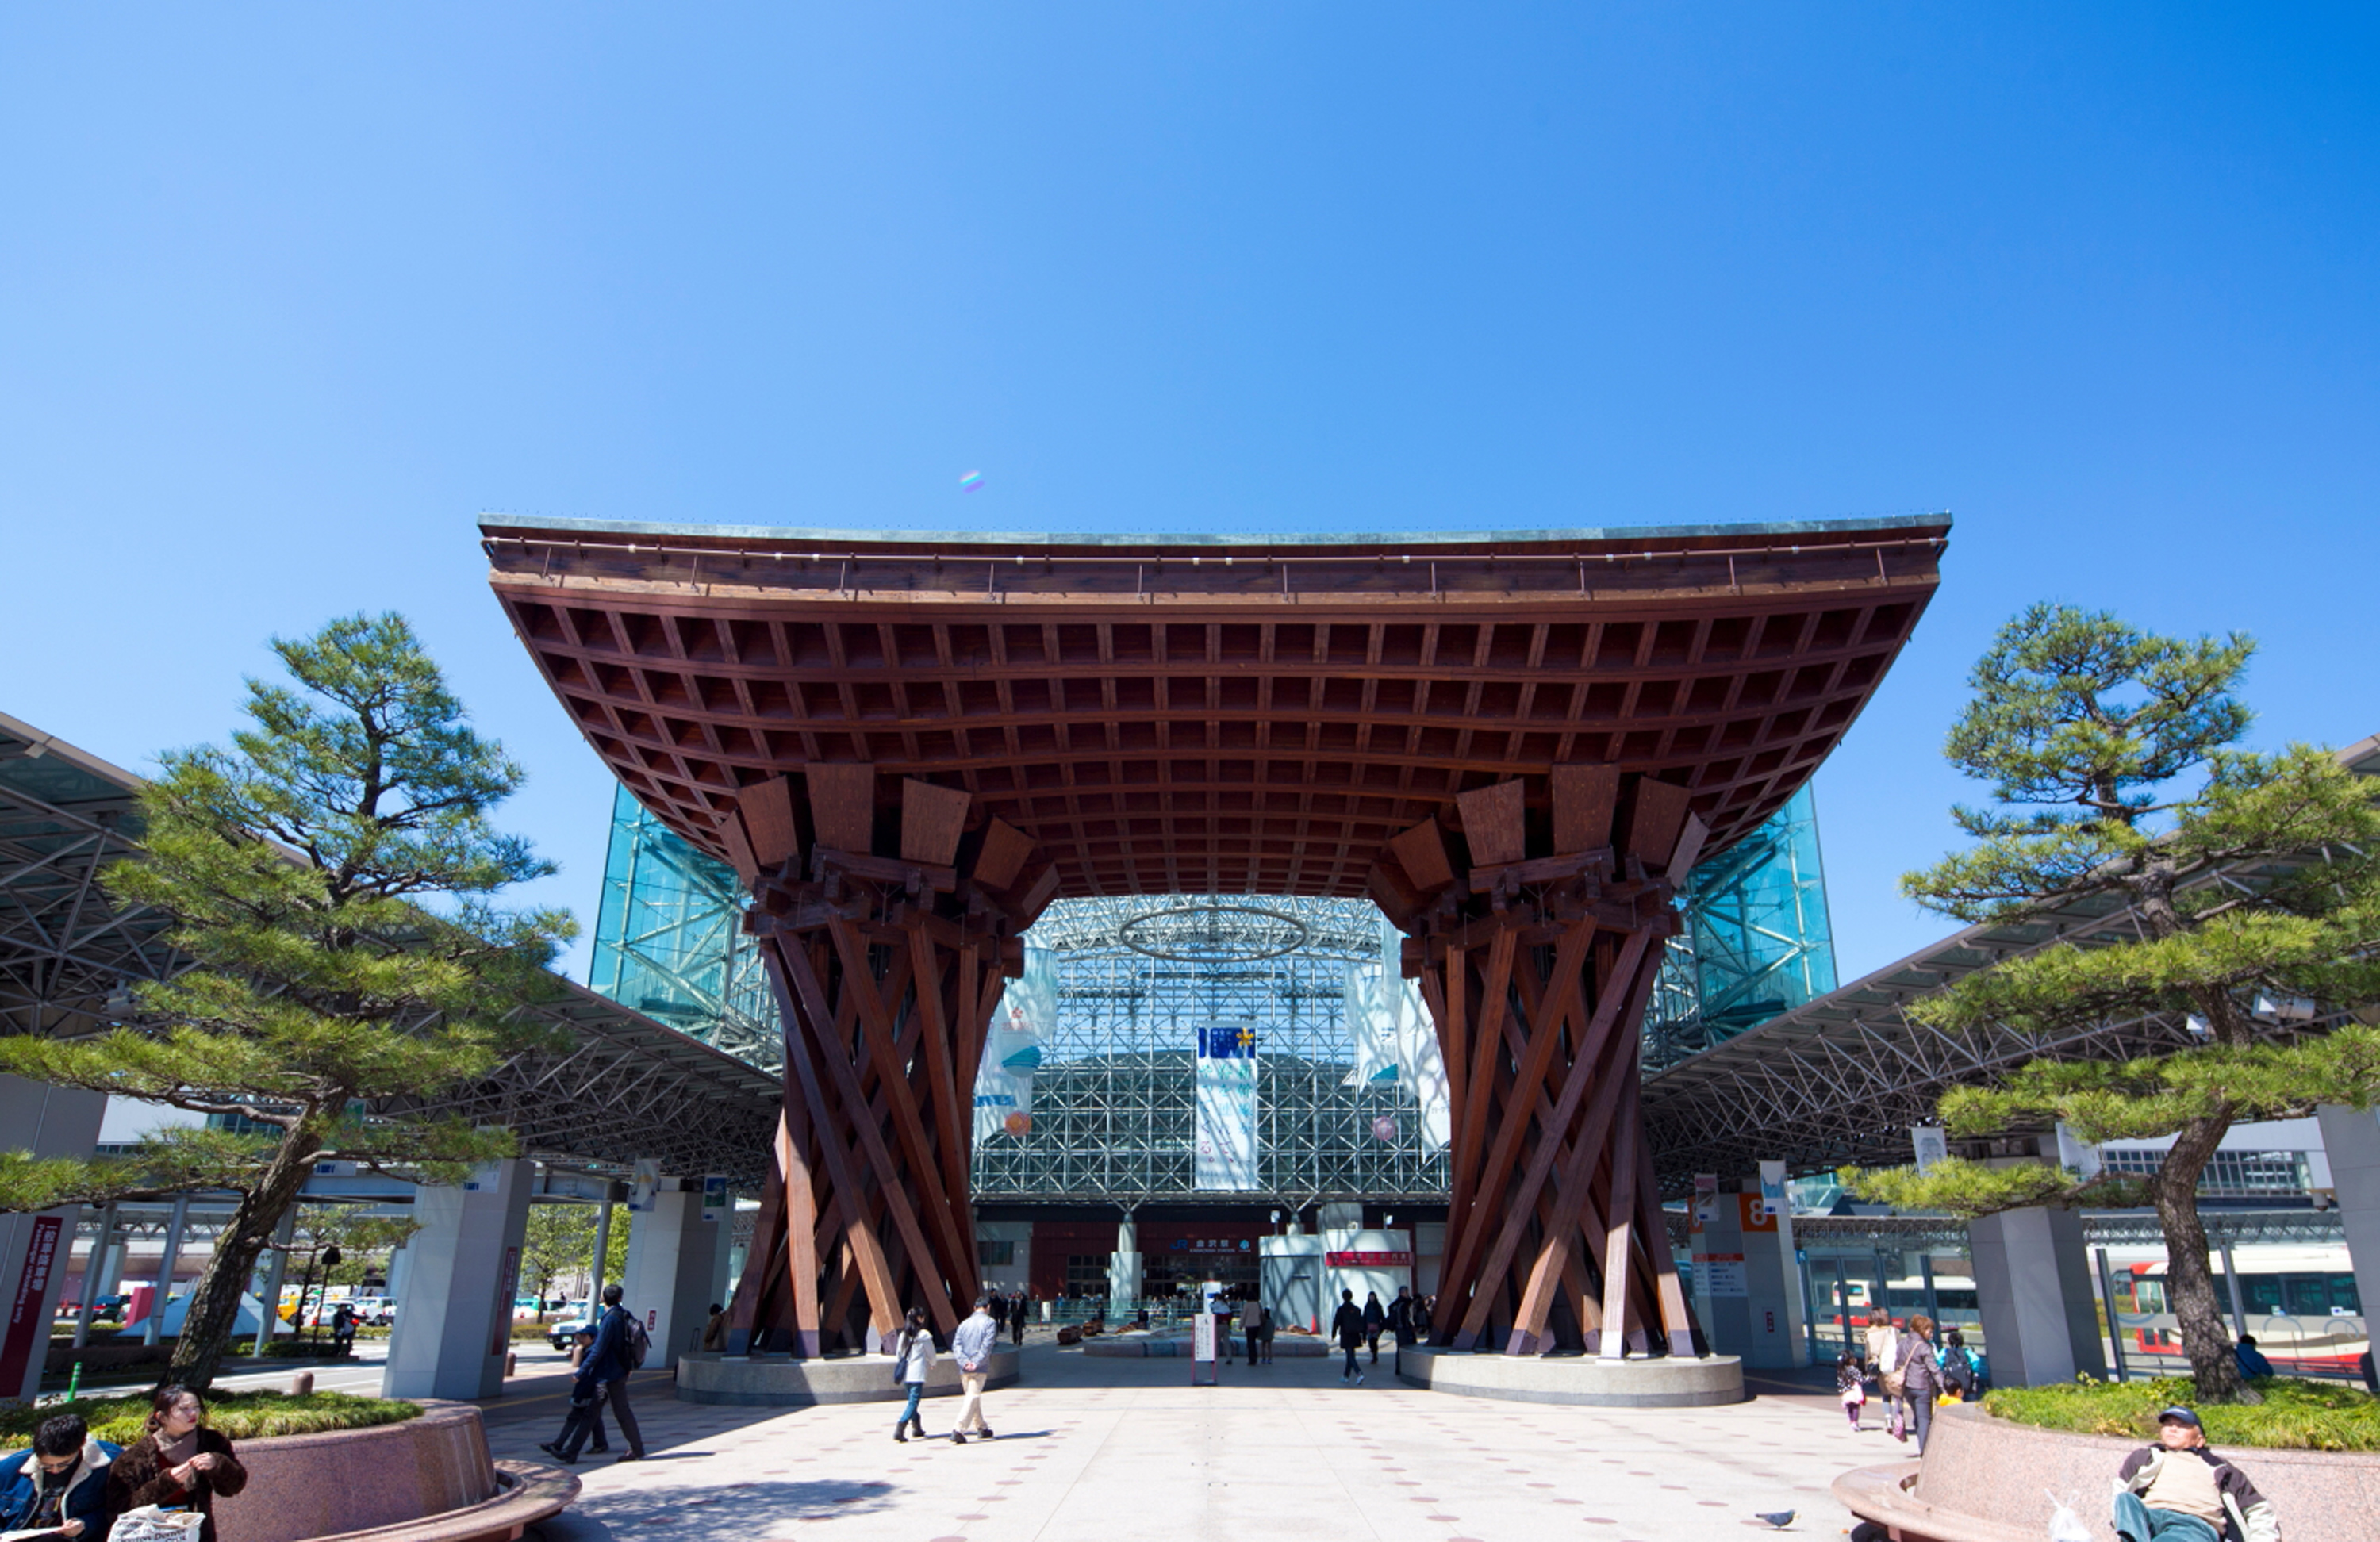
478 510 1952 550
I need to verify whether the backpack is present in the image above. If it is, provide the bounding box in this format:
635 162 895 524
624 1314 651 1370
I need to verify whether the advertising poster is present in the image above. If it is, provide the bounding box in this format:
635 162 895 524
701 1175 727 1224
1193 1020 1259 1190
628 1158 661 1214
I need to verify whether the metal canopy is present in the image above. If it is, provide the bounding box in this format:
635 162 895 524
1641 731 2380 1193
0 711 778 1185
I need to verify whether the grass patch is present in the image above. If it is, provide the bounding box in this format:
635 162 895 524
0 1390 419 1446
1984 1375 2380 1451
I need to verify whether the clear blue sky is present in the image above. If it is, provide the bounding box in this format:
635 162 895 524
5 6 2376 987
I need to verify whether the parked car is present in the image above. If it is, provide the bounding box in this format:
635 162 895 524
547 1302 599 1351
347 1295 397 1326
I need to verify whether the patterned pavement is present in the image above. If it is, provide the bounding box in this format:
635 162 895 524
479 1345 1890 1541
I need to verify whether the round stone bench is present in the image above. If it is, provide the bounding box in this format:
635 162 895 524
674 1345 1022 1406
211 1402 577 1542
1394 1346 1745 1406
1832 1402 2380 1542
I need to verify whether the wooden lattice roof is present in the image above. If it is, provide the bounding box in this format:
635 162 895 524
483 515 1948 899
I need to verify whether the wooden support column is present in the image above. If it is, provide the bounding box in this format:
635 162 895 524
720 773 1050 1355
1395 772 1709 1362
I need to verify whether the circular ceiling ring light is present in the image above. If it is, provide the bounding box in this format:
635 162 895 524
1115 903 1312 964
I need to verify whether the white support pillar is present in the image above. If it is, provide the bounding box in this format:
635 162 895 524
73 1203 117 1349
587 1199 614 1309
382 1159 533 1400
1696 1186 1803 1367
251 1206 298 1357
0 1076 107 1405
142 1195 190 1348
620 1179 724 1369
2317 1105 2380 1325
1969 1206 2108 1387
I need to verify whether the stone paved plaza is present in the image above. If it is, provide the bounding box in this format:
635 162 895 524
471 1343 1884 1542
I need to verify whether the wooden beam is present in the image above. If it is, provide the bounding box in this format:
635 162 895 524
1551 765 1620 856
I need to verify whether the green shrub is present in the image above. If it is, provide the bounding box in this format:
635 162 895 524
0 1390 419 1447
1984 1375 2380 1451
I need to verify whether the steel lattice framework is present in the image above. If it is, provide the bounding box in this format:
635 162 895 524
1640 734 2380 1193
0 711 781 1187
968 895 1449 1206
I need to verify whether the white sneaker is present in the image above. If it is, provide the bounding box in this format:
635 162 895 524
1355 1372 1365 1386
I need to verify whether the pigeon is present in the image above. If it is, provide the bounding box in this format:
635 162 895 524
1753 1511 1795 1530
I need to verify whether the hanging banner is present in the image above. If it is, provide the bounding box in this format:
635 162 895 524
1910 1126 1948 1176
1194 1020 1260 1190
1341 918 1452 1149
628 1158 661 1214
975 947 1054 1141
701 1175 727 1224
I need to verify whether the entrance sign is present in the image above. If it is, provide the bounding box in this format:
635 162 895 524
1193 1021 1259 1191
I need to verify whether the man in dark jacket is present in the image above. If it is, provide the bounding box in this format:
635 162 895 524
0 1414 116 1540
1361 1291 1386 1364
1331 1290 1366 1384
547 1283 645 1464
1387 1287 1416 1353
2114 1406 2279 1542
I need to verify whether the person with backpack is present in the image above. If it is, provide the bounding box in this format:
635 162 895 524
553 1283 647 1463
890 1307 935 1444
1937 1328 1980 1401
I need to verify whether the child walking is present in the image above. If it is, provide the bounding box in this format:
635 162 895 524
1837 1348 1870 1430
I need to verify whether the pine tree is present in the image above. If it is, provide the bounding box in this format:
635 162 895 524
0 614 575 1390
1846 604 2380 1402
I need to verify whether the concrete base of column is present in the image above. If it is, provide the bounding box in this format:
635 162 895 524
382 1160 533 1402
1969 1206 2107 1387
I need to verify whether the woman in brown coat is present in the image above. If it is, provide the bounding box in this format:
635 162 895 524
106 1385 248 1542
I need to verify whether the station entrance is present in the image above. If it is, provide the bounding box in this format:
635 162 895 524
486 513 1944 1363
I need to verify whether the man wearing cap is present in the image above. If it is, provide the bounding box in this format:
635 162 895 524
2113 1406 2280 1542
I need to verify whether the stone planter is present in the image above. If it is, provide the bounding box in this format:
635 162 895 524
1833 1402 2380 1542
210 1402 577 1542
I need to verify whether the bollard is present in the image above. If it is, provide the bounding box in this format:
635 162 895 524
290 1370 314 1396
505 1351 517 1379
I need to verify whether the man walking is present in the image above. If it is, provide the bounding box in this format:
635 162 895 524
1010 1289 1027 1345
2114 1406 2280 1542
1332 1289 1366 1384
1388 1286 1415 1360
950 1293 1001 1444
544 1283 645 1464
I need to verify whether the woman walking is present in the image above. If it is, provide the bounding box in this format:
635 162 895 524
1861 1308 1906 1440
106 1386 248 1542
891 1308 935 1444
1896 1314 1943 1454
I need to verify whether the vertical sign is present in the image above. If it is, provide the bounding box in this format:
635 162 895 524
488 1245 522 1356
0 1215 64 1394
701 1176 727 1225
1910 1127 1948 1176
1193 1021 1259 1191
628 1159 661 1214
